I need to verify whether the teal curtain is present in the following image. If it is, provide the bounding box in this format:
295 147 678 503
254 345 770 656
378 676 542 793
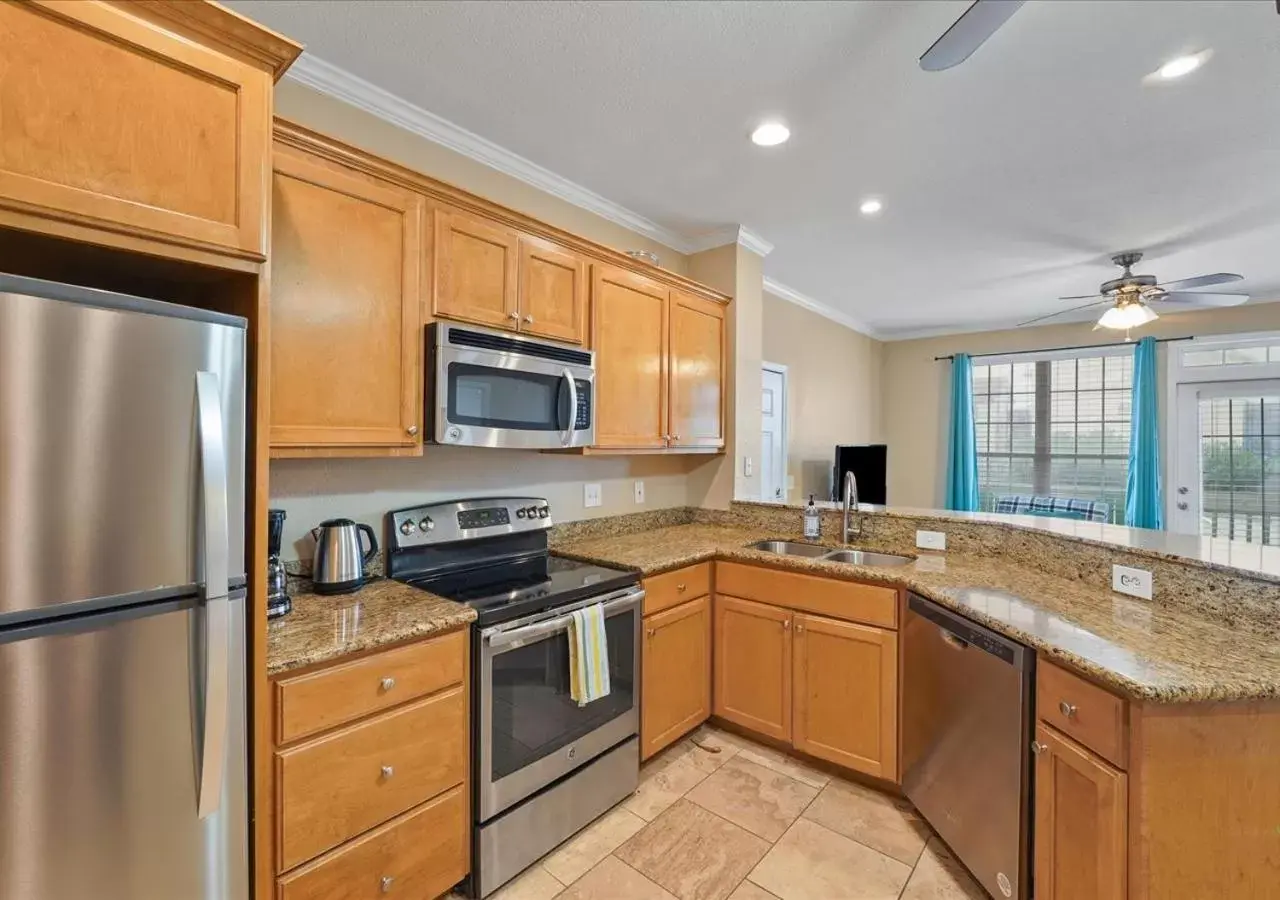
945 353 980 511
1125 337 1164 528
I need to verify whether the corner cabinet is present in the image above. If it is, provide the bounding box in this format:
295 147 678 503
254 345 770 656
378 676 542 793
270 139 425 456
0 1 298 268
592 267 727 451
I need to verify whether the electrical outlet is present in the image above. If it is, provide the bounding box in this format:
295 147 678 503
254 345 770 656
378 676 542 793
1112 564 1153 600
743 457 754 477
634 480 645 504
916 530 947 551
583 483 602 508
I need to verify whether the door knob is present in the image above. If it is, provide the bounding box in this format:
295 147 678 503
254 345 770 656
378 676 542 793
1177 502 1189 511
406 424 419 436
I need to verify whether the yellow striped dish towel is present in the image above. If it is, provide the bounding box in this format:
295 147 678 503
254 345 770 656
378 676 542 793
568 604 610 706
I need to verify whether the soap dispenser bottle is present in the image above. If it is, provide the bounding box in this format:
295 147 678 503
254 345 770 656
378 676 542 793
803 494 821 539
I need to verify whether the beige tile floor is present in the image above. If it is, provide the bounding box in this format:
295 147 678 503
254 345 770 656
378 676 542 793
460 725 988 900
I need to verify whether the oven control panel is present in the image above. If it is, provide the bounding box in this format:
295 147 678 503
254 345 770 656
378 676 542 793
387 497 552 549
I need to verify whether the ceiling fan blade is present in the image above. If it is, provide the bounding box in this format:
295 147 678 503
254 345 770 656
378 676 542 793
919 0 1025 71
1057 293 1104 301
1018 299 1111 328
1155 273 1244 291
1149 291 1250 308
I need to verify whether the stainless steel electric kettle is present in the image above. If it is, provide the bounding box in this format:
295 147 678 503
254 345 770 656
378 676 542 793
310 518 378 594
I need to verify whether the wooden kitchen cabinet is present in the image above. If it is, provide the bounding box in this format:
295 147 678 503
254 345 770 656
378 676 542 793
1034 722 1127 900
519 235 588 344
792 614 898 780
270 140 425 455
433 206 520 330
713 595 793 742
592 265 670 449
0 1 298 268
668 291 726 449
641 594 711 760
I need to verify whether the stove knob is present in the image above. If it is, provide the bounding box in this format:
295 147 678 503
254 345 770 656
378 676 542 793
516 508 527 519
419 517 434 532
537 507 550 519
523 506 538 519
399 520 416 536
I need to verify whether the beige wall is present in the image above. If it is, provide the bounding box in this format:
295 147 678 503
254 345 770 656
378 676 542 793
762 291 883 503
883 301 1280 508
269 82 721 558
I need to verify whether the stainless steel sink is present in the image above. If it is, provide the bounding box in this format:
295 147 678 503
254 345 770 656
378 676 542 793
746 540 832 558
821 549 914 567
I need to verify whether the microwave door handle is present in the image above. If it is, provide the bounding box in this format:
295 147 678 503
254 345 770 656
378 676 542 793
560 368 578 447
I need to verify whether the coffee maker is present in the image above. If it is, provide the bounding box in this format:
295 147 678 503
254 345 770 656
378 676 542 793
267 508 291 618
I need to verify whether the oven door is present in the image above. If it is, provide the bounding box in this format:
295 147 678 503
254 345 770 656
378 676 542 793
435 343 594 449
477 586 641 822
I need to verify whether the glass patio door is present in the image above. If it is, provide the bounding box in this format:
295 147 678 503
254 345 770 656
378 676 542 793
1173 380 1280 544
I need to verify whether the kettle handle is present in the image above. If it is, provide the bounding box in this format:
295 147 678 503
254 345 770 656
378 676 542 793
357 523 379 565
310 526 321 543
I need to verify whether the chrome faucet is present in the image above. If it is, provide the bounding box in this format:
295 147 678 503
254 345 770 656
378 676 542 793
842 470 861 542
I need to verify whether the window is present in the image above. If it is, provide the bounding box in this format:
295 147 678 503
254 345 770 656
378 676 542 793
973 352 1133 522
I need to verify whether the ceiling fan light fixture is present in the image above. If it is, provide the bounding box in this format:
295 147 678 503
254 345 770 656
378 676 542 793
1097 302 1158 331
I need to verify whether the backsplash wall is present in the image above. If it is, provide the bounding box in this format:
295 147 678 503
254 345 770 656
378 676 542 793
270 447 719 561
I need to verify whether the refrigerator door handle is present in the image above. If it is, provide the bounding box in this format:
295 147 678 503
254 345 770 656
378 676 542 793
195 371 231 819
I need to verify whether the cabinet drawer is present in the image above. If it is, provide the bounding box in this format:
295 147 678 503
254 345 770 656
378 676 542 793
644 563 712 615
277 785 468 900
276 687 467 871
715 562 897 629
275 630 465 744
1037 661 1128 769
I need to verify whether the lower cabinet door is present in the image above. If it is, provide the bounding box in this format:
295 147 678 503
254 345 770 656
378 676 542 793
641 595 711 760
792 614 898 781
713 595 792 742
277 785 468 900
1034 723 1127 900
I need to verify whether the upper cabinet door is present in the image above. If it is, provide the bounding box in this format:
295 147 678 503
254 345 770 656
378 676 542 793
433 207 519 330
592 265 669 448
270 143 424 452
669 291 726 449
518 236 587 344
0 1 273 263
791 614 898 781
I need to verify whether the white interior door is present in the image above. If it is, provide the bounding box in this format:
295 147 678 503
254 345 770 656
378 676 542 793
1173 379 1280 544
761 365 787 503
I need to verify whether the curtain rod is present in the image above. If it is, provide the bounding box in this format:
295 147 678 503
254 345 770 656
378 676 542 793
933 335 1195 362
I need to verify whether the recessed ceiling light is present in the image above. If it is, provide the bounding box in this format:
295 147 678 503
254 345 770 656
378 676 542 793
1156 51 1208 80
751 121 790 147
859 198 883 215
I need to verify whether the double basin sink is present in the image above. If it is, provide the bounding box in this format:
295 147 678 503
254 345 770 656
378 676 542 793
746 540 913 567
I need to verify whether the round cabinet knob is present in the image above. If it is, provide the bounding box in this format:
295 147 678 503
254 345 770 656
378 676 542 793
419 517 434 532
399 520 416 536
524 315 534 324
676 583 687 593
381 765 395 779
380 677 396 691
673 434 682 441
795 623 805 634
508 311 519 320
1031 741 1048 755
406 424 419 436
381 875 395 893
646 628 656 638
783 619 791 630
1058 701 1078 719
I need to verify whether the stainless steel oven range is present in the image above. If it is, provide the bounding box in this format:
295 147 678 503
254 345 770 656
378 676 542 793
386 497 641 898
429 322 595 450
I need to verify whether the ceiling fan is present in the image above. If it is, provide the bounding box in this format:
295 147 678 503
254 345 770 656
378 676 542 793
1018 251 1248 331
920 0 1026 71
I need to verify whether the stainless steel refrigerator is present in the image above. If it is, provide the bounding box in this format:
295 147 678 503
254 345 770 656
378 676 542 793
0 273 248 900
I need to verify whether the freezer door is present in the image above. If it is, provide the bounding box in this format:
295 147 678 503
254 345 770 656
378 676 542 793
0 274 246 620
0 593 248 900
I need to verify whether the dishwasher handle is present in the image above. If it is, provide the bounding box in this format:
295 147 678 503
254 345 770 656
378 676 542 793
907 592 1029 670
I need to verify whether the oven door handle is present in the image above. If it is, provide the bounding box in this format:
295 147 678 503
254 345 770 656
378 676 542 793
485 589 641 652
561 368 578 447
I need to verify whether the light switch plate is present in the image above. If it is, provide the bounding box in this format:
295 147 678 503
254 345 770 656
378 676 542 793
916 530 947 551
634 480 645 504
583 483 602 508
1112 564 1153 600
743 456 754 477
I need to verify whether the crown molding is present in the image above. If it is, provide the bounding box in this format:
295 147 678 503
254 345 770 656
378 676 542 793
286 53 693 254
763 277 879 338
685 225 775 257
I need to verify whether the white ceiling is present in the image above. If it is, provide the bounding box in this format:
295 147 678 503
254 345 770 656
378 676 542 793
230 0 1280 339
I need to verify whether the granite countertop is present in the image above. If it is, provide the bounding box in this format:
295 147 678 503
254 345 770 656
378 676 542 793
267 578 476 676
553 523 1280 704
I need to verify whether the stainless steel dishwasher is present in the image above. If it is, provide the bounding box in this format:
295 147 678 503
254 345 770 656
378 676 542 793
902 593 1034 900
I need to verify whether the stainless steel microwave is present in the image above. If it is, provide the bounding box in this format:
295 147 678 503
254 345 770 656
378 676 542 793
429 323 595 449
